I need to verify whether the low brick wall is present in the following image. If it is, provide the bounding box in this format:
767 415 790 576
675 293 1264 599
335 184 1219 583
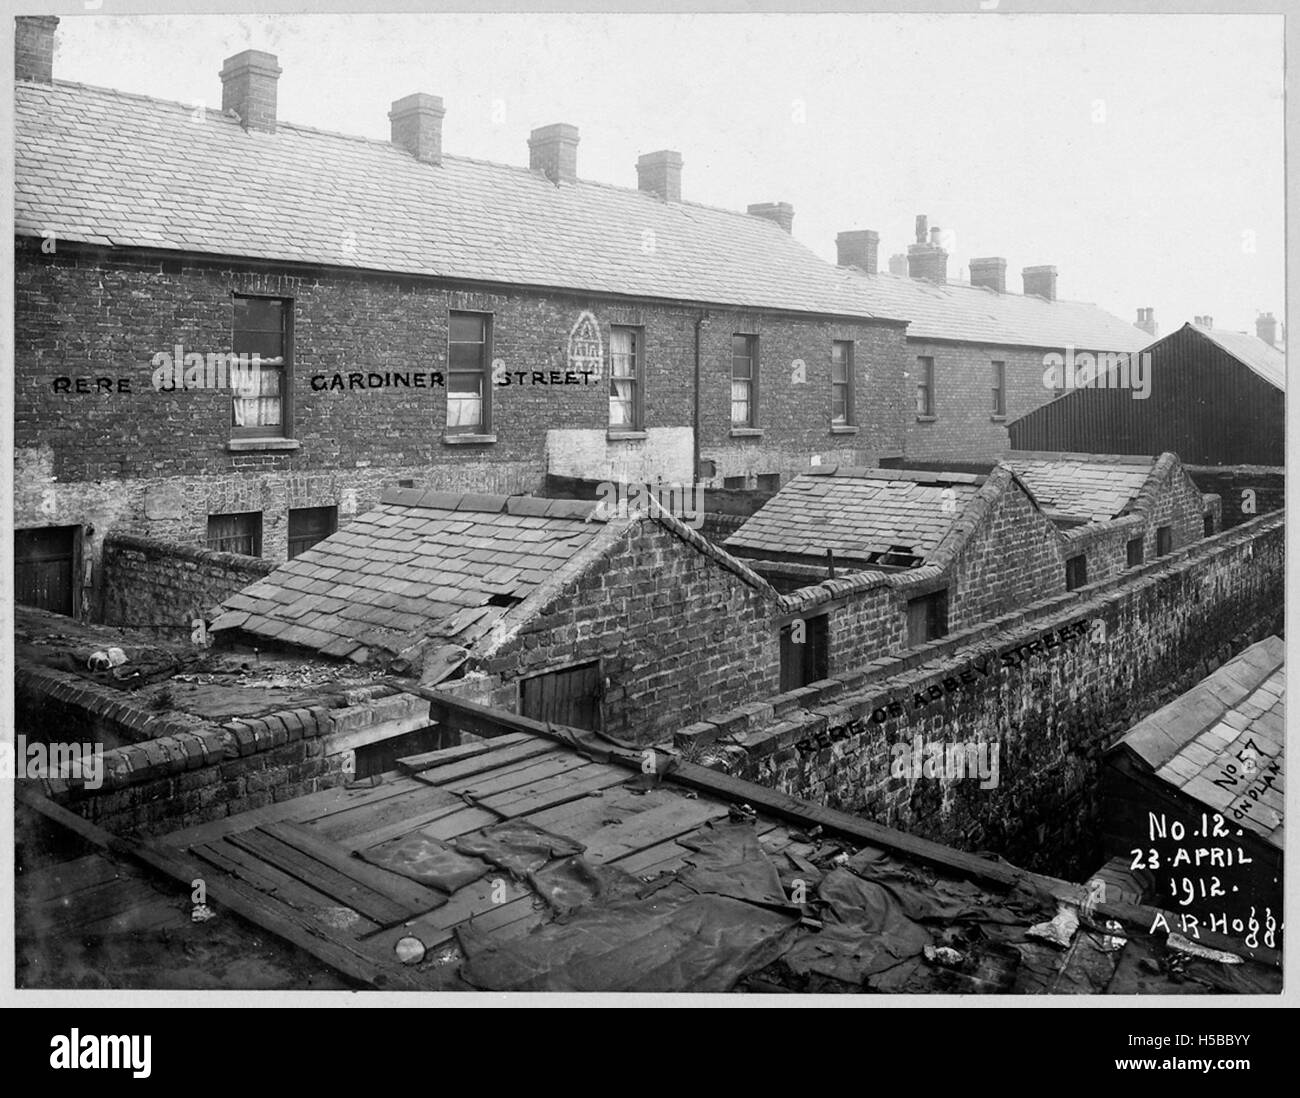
23 685 434 837
99 533 275 635
1186 465 1284 530
678 511 1284 881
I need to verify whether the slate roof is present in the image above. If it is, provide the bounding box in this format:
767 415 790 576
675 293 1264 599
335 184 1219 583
14 79 881 319
724 467 983 567
1112 636 1284 849
1196 326 1287 391
848 270 1151 351
210 490 606 663
1003 456 1155 523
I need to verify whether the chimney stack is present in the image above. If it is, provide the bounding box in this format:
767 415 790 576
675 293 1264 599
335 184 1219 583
1135 307 1159 337
529 123 580 184
906 213 947 282
1256 312 1278 347
636 150 683 202
887 254 908 276
15 16 58 83
748 202 795 234
1022 265 1057 301
1193 315 1214 329
389 94 445 165
836 230 880 274
969 257 1007 293
220 49 282 133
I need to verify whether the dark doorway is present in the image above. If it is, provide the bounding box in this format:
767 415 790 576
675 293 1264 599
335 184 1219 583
14 525 78 616
520 661 602 732
779 614 830 692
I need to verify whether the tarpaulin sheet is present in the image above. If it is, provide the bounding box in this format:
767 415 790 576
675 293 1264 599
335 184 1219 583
528 856 643 918
357 830 489 893
457 822 800 992
453 821 585 878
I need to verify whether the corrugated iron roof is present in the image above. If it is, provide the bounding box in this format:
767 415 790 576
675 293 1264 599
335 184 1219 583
1197 326 1287 391
1114 636 1284 850
1004 456 1155 523
724 467 982 565
210 490 605 663
14 80 885 319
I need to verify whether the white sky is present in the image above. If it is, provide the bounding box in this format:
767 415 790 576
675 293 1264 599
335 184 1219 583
51 11 1284 337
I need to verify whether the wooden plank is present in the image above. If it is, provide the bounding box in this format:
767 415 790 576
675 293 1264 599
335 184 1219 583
581 795 731 864
225 829 416 926
418 805 501 842
76 896 186 938
477 762 632 817
24 876 164 936
347 799 489 853
416 738 562 786
260 821 447 914
17 853 124 902
358 872 532 958
438 752 589 798
310 783 467 844
398 742 491 774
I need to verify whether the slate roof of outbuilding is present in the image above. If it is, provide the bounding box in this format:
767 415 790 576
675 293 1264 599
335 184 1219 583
1112 636 1285 849
210 490 606 663
723 467 984 566
1003 456 1155 523
14 79 883 320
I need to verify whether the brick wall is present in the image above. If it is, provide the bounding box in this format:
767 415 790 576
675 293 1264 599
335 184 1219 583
15 245 908 561
442 514 780 746
1186 465 1285 530
904 342 1121 462
99 533 275 632
689 511 1284 881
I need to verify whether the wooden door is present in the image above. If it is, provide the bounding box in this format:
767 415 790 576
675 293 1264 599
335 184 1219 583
14 526 77 616
520 661 602 732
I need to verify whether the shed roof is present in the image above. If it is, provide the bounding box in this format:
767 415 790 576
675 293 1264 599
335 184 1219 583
1196 326 1287 391
211 490 607 663
724 467 984 567
1112 636 1285 849
1003 455 1155 523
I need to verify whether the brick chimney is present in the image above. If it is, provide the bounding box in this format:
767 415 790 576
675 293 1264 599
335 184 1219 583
636 150 683 202
389 94 445 164
220 50 282 133
887 254 908 276
1022 265 1057 301
1136 307 1159 337
1193 315 1214 329
969 257 1007 293
748 202 794 234
1256 312 1278 346
529 123 580 184
836 230 879 274
15 16 58 83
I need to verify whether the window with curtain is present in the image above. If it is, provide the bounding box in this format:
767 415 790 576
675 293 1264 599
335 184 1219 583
448 312 488 432
232 296 288 436
731 334 757 426
991 360 1006 416
916 356 935 416
609 326 641 428
832 340 854 425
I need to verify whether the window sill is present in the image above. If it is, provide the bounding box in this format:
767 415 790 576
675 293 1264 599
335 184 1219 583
990 415 1007 423
830 424 859 435
607 429 648 441
442 432 497 445
915 415 937 424
729 427 764 438
226 438 300 452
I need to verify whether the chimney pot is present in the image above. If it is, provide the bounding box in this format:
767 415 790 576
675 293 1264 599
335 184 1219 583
836 230 880 274
389 93 445 164
969 257 1007 293
220 49 282 133
1256 311 1278 347
1135 307 1159 337
748 202 795 234
15 16 59 83
529 123 580 184
636 150 683 202
914 214 928 245
1022 265 1057 301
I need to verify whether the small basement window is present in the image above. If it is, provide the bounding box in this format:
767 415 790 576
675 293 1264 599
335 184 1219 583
207 511 262 557
288 505 338 559
1065 555 1088 591
906 589 948 647
723 476 747 490
756 473 781 492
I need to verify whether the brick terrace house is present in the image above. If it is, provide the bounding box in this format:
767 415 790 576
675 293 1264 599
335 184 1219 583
209 487 782 746
832 215 1151 462
13 19 910 611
